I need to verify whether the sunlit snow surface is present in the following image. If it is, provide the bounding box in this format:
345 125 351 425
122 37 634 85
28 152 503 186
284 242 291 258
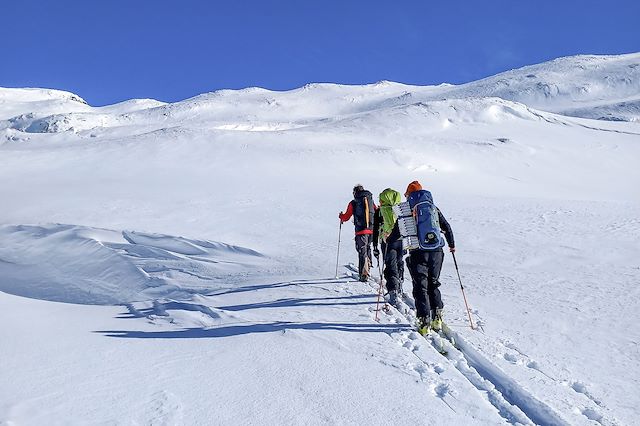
1 53 639 425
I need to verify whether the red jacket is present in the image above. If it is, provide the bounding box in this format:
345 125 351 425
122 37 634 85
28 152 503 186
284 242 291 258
340 201 378 235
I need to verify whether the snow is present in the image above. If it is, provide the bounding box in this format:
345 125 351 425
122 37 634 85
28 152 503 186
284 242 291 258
443 53 640 121
0 224 271 305
1 52 639 425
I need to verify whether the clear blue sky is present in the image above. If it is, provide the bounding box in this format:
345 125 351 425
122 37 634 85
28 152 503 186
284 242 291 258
2 0 638 106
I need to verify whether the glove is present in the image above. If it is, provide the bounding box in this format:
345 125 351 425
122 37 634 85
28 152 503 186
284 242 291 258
449 246 456 253
373 247 380 258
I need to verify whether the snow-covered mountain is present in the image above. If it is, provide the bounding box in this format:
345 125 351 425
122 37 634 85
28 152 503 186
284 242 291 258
443 53 640 121
1 53 639 425
1 52 639 139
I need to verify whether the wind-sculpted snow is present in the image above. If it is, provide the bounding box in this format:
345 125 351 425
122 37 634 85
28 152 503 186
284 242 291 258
559 96 640 122
317 98 553 134
439 54 640 122
0 224 270 305
0 87 89 122
9 112 120 133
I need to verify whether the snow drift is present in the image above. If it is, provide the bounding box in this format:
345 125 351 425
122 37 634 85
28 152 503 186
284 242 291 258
0 224 269 305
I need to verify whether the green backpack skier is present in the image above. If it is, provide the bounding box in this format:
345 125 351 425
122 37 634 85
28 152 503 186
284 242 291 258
372 188 404 306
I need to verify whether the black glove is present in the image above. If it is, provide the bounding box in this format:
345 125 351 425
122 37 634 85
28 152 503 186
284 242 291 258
373 247 380 258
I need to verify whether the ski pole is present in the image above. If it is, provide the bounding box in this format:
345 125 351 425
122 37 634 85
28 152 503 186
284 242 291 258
452 252 476 330
374 244 386 322
334 221 343 279
374 269 385 321
376 243 385 286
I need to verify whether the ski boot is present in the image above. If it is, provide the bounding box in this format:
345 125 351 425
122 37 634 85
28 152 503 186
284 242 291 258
430 309 443 331
417 316 431 336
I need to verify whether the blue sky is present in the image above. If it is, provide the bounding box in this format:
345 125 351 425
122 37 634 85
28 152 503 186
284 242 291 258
2 0 638 105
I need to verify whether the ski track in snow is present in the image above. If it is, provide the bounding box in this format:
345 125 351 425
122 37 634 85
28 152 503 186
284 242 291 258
350 267 546 425
397 296 619 426
345 264 620 426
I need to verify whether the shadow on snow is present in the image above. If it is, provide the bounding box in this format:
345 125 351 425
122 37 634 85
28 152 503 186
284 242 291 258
97 275 399 339
97 321 408 339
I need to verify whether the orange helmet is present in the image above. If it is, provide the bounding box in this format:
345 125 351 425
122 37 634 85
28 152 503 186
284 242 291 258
404 180 422 197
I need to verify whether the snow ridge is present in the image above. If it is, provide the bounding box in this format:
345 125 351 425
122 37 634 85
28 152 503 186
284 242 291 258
0 224 270 305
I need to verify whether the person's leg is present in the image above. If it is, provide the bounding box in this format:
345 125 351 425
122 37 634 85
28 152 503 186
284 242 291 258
355 235 370 280
355 235 366 279
397 247 405 293
364 234 372 279
408 250 430 319
426 250 445 316
383 241 400 294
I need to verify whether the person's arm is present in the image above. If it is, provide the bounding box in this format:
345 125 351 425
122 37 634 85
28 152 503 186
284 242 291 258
372 209 382 247
438 209 455 251
372 209 382 257
339 201 354 222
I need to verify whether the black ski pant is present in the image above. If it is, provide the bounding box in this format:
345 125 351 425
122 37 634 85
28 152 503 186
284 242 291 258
381 239 403 293
406 248 444 319
355 234 372 279
398 250 405 287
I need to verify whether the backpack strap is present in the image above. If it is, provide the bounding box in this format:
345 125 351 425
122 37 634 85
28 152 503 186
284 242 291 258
412 199 436 215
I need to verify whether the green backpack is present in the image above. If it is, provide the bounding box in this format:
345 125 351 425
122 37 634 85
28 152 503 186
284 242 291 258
379 188 402 242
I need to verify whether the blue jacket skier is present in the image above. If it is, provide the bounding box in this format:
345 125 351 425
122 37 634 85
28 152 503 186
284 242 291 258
404 181 455 333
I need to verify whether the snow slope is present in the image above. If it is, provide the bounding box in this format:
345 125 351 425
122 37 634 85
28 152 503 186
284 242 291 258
1 53 639 425
1 52 639 141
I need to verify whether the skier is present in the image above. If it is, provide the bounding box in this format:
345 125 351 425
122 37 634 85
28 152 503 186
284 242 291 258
339 184 377 282
403 181 455 334
372 188 404 306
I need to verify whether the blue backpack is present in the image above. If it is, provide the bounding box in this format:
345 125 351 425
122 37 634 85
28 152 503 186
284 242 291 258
407 190 444 250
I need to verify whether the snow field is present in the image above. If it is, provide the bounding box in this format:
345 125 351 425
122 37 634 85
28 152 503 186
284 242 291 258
1 52 639 424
